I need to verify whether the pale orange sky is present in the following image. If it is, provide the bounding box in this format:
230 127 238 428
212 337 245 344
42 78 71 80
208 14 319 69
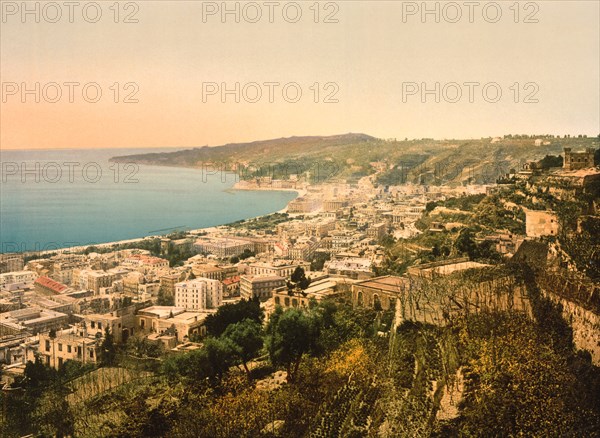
1 1 599 150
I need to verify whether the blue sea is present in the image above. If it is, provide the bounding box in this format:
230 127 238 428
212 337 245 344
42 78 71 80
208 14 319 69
0 148 297 253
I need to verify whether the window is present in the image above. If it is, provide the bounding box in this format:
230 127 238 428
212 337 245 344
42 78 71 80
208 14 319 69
58 343 63 352
45 340 50 351
90 350 94 358
91 321 95 329
98 322 102 330
67 345 72 353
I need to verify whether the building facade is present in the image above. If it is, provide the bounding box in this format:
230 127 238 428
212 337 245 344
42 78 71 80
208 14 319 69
352 275 408 311
240 275 286 301
34 330 99 369
175 278 223 310
563 148 595 171
525 209 559 238
0 254 24 274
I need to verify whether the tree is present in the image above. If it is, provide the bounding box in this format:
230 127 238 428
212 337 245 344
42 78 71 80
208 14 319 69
239 248 255 260
310 252 330 271
204 337 235 380
205 298 263 337
127 334 164 358
266 308 321 382
33 389 74 438
162 349 211 383
454 228 477 259
22 356 54 390
99 327 117 366
289 266 311 291
222 319 263 380
157 288 174 306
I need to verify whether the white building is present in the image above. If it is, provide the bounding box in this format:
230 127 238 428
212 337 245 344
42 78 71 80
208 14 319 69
175 278 223 311
247 260 310 278
0 270 37 288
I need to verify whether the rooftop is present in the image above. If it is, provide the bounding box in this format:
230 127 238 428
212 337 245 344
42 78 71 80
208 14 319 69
355 275 408 293
137 306 186 319
34 276 68 293
242 274 286 283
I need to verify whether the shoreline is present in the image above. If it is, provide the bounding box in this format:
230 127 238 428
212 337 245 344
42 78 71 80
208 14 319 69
5 181 303 258
229 181 306 213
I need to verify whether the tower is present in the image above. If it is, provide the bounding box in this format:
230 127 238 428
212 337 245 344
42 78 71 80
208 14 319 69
563 147 594 170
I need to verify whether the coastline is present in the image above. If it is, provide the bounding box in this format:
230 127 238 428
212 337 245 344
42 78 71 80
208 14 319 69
229 181 306 213
6 181 302 258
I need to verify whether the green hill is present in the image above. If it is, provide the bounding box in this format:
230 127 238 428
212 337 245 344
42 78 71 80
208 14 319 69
110 134 599 185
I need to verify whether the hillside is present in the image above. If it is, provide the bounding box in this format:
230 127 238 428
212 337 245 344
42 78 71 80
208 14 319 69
110 133 376 166
111 134 599 185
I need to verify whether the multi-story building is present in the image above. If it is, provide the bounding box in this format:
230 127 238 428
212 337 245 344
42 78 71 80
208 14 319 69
75 269 115 294
122 271 145 296
121 254 170 273
159 272 185 300
563 147 596 171
325 258 373 280
138 282 160 299
240 275 286 301
247 260 310 278
33 329 99 369
51 256 88 285
322 199 348 212
194 237 255 258
367 223 387 241
222 275 241 297
287 197 321 213
330 231 361 253
136 306 212 342
175 278 223 310
0 308 69 336
34 276 71 296
390 204 426 224
0 254 24 274
288 237 319 261
0 270 37 288
191 263 227 280
82 304 140 343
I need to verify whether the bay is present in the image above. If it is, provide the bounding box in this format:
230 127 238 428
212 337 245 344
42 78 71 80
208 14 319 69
0 148 297 253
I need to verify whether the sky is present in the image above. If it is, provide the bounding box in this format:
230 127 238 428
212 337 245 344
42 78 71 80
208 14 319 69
1 0 599 149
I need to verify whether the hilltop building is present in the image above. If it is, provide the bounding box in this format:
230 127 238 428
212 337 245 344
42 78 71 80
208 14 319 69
524 209 559 238
563 147 595 170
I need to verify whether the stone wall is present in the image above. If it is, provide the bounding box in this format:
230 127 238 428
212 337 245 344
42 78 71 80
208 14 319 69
542 290 600 365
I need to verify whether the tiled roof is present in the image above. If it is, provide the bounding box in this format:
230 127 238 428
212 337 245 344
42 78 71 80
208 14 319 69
34 276 68 293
